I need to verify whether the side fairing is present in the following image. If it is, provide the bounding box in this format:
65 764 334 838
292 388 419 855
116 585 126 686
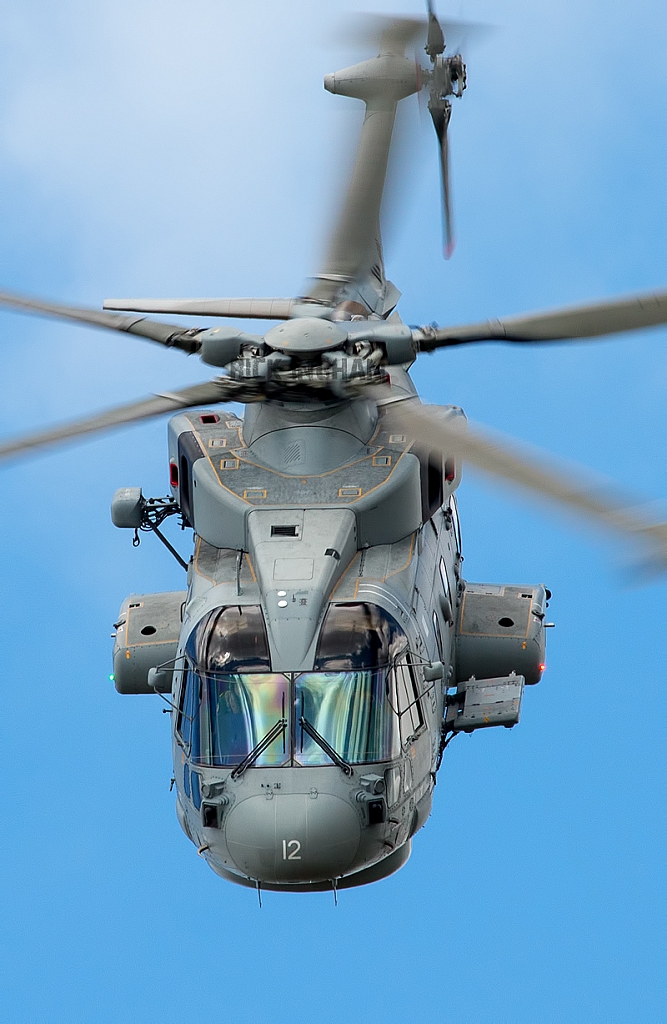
164 402 467 553
112 590 186 694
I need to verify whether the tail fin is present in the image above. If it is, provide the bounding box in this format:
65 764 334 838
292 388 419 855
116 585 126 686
302 20 420 317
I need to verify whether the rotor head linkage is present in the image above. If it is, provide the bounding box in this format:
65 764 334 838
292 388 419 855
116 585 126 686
263 318 348 355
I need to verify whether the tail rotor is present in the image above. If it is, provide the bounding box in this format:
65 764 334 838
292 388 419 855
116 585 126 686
422 1 467 258
425 0 446 58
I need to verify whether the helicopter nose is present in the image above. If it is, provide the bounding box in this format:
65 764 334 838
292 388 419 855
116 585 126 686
225 793 361 884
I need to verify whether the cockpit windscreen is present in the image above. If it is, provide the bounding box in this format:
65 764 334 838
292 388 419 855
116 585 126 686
178 602 423 768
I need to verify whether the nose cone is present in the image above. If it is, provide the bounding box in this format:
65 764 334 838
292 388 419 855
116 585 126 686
225 793 361 884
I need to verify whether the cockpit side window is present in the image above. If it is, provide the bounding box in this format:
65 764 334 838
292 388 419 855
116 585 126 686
393 655 424 745
186 605 270 673
432 611 444 662
177 668 199 748
176 672 188 743
314 603 408 671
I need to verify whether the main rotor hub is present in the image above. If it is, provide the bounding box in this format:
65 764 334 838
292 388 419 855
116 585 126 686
264 318 348 355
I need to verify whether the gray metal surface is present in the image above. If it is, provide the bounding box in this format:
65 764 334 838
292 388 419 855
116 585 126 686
167 402 427 552
113 592 185 694
247 508 357 671
225 792 362 884
447 674 525 732
304 21 419 311
111 487 144 529
456 583 547 685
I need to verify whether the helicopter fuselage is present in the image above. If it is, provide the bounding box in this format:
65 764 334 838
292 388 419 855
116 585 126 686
112 368 547 892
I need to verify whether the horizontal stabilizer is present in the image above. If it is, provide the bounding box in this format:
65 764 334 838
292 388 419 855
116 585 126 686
103 298 296 320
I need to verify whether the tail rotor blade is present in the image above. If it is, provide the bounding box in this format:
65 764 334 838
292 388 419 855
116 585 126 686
429 100 455 258
425 0 446 59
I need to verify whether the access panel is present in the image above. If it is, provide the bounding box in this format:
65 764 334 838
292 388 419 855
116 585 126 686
445 673 524 732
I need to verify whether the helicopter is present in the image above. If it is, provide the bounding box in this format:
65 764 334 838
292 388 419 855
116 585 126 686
1 9 667 896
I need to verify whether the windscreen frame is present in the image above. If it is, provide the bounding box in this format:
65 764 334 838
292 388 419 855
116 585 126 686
177 601 425 769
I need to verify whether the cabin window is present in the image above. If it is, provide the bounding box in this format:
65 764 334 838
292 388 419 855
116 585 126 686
439 557 452 606
186 667 404 767
191 771 202 810
184 606 285 768
432 611 444 662
450 495 462 553
384 765 401 808
296 603 413 763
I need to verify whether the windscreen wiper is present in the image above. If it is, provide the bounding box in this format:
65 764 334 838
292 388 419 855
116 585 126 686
299 716 352 776
230 718 287 779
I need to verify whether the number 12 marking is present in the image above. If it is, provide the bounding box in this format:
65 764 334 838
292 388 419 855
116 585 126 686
282 839 301 860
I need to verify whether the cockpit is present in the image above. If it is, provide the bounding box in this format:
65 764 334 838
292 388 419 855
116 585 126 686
176 603 425 770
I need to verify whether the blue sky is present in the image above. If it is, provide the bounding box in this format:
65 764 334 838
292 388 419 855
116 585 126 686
0 1 665 1022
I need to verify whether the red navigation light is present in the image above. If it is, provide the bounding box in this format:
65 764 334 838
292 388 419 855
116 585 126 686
169 461 179 487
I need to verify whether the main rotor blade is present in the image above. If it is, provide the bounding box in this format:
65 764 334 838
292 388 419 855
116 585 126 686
339 14 490 56
0 289 204 353
388 401 667 564
0 380 228 464
103 297 297 320
415 288 667 349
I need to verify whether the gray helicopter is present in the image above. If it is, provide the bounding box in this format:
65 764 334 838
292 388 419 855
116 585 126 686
2 9 667 894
